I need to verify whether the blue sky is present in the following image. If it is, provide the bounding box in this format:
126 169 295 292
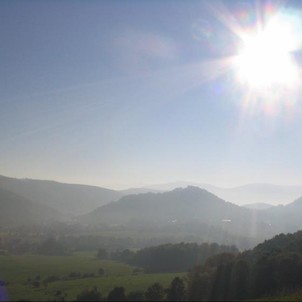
1 0 302 189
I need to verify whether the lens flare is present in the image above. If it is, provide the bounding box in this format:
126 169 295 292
223 5 302 116
192 19 213 41
0 280 8 302
236 34 299 89
235 12 301 90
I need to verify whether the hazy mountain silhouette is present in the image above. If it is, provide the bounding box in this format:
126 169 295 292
215 183 302 206
147 182 302 205
80 186 241 225
0 187 59 226
243 203 274 210
2 175 300 217
80 186 302 247
119 187 161 195
2 175 302 245
0 175 123 215
262 196 302 234
79 186 277 243
285 196 302 210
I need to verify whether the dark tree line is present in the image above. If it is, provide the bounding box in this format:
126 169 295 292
108 242 238 273
76 277 186 301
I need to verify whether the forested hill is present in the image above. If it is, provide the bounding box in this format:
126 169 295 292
285 195 302 211
79 186 302 248
187 230 302 301
0 187 59 226
253 230 302 255
80 186 250 226
258 196 302 234
0 175 123 215
79 186 273 246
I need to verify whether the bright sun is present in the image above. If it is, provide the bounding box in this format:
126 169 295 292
235 13 301 90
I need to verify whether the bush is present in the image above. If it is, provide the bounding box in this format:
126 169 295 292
76 287 102 301
107 287 126 301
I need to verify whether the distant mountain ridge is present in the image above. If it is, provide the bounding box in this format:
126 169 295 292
0 187 59 226
243 203 274 210
79 186 270 242
0 175 123 215
1 175 301 214
119 187 161 195
80 186 245 226
146 181 302 205
79 186 302 247
1 174 302 248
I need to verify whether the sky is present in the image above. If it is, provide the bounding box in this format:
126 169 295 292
1 0 302 189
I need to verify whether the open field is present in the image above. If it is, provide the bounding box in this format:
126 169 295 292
254 291 302 302
0 252 185 301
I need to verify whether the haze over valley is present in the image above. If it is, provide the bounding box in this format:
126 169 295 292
2 0 302 301
1 174 302 250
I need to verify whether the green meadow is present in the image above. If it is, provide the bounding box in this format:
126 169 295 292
0 252 184 301
253 291 302 302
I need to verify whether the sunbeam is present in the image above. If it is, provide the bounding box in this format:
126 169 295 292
205 1 302 116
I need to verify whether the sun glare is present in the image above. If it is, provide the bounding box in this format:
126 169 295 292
235 12 301 91
236 34 298 88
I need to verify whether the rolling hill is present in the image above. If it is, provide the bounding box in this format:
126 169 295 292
261 196 302 234
0 187 59 226
80 186 245 225
1 175 302 246
147 182 302 205
0 175 123 215
79 186 277 244
79 186 302 248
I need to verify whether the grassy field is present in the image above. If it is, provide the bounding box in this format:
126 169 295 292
0 252 185 301
254 291 302 301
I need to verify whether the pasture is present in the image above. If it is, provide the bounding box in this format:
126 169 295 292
0 252 184 301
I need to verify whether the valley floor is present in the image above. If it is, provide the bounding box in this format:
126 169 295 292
0 252 184 301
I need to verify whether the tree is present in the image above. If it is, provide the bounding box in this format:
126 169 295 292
252 256 277 298
76 287 102 301
117 243 238 273
187 271 211 301
107 287 126 301
127 290 145 301
230 260 250 300
166 277 186 301
36 237 69 256
53 290 67 302
209 263 233 301
98 268 105 276
145 283 165 301
97 248 108 259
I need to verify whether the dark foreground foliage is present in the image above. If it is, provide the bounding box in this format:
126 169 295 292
185 230 302 301
77 231 302 301
76 277 186 301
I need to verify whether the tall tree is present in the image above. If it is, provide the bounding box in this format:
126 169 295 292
145 283 165 301
166 277 186 301
107 287 126 301
76 287 102 302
